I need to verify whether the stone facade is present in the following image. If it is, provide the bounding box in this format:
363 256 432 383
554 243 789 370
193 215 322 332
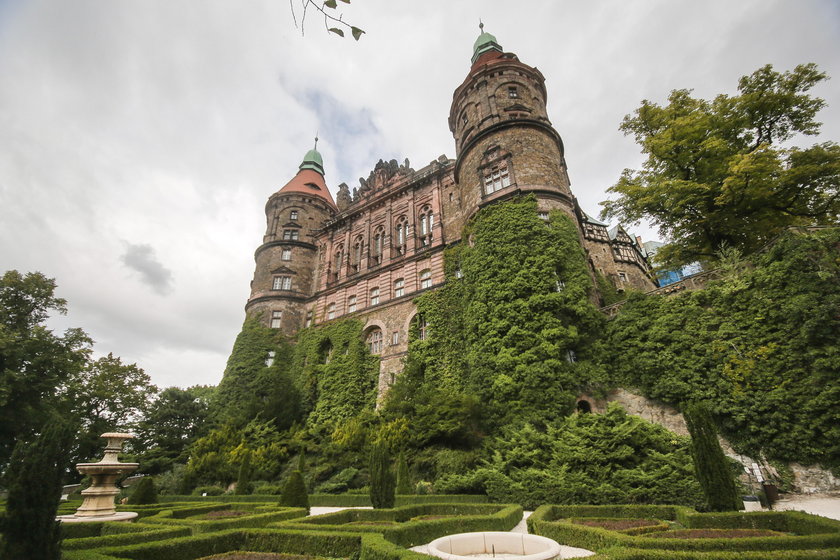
244 30 655 394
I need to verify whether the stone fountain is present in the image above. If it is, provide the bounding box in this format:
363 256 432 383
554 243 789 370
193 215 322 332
57 432 139 523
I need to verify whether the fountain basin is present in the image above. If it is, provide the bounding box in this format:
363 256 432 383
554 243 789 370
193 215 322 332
426 532 563 560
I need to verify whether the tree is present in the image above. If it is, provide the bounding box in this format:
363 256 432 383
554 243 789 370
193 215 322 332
235 448 254 495
0 417 76 560
279 470 309 512
134 385 214 474
683 402 741 512
128 476 158 505
395 451 411 494
0 270 91 468
67 353 157 467
601 63 839 267
369 439 395 509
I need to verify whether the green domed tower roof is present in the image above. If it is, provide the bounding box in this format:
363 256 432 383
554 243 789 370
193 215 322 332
471 23 502 64
299 148 324 175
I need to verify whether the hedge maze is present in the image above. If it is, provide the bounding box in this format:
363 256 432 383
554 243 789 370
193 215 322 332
45 498 840 559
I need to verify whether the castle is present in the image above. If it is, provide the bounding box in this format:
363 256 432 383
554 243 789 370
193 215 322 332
245 29 655 393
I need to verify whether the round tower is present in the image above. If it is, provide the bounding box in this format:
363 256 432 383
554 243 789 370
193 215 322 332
246 148 337 334
449 26 575 219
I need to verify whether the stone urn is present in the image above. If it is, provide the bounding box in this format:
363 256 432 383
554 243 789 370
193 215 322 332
58 432 139 523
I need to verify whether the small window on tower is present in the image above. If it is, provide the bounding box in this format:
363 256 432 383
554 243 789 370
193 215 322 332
290 210 298 220
618 272 628 282
272 276 292 290
265 350 276 367
270 311 282 329
281 248 292 261
483 164 511 195
508 86 519 98
538 211 549 221
282 229 299 241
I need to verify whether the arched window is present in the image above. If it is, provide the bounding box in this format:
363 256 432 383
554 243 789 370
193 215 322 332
367 328 383 354
369 287 380 306
332 244 343 282
418 206 434 247
394 216 408 256
327 302 336 320
347 295 357 313
371 226 385 265
412 314 428 341
351 236 364 272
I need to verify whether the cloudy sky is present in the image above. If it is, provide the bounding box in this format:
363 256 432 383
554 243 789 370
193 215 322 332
1 0 838 389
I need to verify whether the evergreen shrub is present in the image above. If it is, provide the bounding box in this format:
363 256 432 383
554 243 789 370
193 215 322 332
369 441 395 509
128 476 158 505
683 402 741 512
279 471 310 511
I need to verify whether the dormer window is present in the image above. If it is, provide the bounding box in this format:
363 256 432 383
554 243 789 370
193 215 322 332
305 182 321 191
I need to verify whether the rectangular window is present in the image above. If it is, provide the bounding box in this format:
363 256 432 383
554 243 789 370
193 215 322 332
281 248 292 261
370 287 380 306
483 165 511 195
508 86 519 98
270 311 282 329
419 270 432 289
538 211 549 220
618 272 627 282
282 229 299 241
394 278 404 298
327 303 335 320
348 295 357 313
290 210 298 220
265 350 276 367
305 310 313 327
391 331 399 346
566 349 577 363
273 276 292 290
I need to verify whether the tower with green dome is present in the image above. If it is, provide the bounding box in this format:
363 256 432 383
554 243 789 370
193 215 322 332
449 25 576 224
245 145 338 333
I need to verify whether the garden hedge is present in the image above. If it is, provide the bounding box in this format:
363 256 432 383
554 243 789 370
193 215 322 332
140 506 307 533
146 493 489 506
529 504 840 557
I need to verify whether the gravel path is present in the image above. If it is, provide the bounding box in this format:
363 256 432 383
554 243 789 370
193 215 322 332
774 494 840 520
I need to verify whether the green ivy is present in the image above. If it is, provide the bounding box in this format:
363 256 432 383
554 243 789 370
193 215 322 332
601 228 840 470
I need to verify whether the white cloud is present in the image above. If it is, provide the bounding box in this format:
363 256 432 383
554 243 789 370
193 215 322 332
1 0 838 387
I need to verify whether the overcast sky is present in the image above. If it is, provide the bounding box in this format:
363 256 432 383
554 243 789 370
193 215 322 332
1 0 838 390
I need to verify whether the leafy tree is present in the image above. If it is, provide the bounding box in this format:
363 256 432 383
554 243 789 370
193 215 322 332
395 451 411 494
602 63 839 266
683 402 741 512
0 270 91 468
134 385 214 474
369 439 395 509
128 476 158 504
279 470 309 511
235 448 254 495
0 417 76 560
67 353 157 466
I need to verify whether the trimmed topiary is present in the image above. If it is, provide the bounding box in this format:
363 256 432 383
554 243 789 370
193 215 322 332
683 402 741 512
235 449 254 495
395 451 411 494
369 440 395 509
128 476 158 504
280 470 310 511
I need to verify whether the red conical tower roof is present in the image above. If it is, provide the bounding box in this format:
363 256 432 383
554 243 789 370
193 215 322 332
277 148 337 210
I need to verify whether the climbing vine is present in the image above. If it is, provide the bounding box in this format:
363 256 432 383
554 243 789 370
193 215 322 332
601 228 840 471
